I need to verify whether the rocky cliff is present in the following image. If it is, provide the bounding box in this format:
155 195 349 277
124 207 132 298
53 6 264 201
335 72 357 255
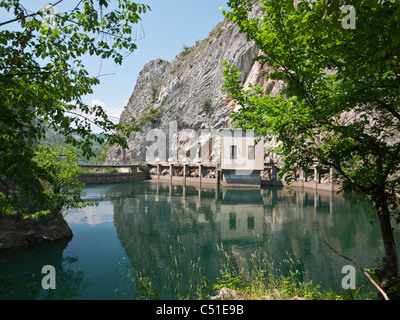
106 14 284 164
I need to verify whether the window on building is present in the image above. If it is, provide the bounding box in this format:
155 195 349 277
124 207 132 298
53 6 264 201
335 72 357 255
248 145 255 160
229 212 237 230
247 215 255 230
230 145 237 160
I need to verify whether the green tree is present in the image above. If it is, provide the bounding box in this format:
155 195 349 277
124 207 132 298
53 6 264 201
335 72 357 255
222 0 400 297
32 145 94 217
0 145 93 218
0 1 146 217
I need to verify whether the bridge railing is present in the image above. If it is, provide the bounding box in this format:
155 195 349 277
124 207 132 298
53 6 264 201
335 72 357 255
77 161 146 167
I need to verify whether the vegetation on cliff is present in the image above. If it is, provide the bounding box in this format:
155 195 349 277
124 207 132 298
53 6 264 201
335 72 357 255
106 18 264 163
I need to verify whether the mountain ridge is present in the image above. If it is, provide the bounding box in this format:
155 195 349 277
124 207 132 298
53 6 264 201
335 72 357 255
106 16 283 164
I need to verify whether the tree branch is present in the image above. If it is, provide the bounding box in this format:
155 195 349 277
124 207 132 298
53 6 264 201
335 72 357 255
383 143 400 182
376 100 400 123
60 16 145 42
324 241 389 300
324 152 370 194
0 67 69 78
0 11 37 27
0 0 64 27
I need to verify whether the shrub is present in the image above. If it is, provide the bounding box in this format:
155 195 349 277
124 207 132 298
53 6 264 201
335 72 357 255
138 107 164 126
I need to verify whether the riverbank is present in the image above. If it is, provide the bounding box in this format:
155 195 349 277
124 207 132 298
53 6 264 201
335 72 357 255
128 240 378 300
0 211 73 249
0 182 387 300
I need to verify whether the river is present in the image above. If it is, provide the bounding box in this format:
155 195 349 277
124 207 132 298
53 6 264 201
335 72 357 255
1 181 399 299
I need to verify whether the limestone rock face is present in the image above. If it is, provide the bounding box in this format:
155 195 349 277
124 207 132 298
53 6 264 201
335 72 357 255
106 16 283 164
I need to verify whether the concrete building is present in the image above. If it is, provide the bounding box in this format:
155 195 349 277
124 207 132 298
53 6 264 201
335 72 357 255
220 129 264 187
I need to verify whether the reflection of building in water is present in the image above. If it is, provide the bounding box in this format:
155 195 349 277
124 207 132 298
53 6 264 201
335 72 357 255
220 204 263 240
109 181 391 294
219 188 263 240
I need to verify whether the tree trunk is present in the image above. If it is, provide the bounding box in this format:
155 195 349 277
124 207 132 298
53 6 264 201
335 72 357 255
374 202 399 299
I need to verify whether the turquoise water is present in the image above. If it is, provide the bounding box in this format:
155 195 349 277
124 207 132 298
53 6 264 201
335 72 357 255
1 181 398 299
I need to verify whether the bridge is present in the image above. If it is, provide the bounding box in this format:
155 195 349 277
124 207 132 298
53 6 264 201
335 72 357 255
77 160 341 191
78 161 221 185
78 162 148 184
78 161 145 169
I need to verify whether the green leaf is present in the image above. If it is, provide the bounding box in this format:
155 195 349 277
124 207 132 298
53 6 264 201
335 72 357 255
0 0 147 217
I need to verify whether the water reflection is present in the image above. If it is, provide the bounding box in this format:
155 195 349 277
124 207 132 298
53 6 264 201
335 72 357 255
1 181 399 299
0 240 84 299
109 181 399 294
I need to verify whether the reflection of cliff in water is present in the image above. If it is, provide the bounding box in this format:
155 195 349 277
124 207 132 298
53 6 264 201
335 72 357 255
260 188 386 287
112 182 223 293
111 181 394 292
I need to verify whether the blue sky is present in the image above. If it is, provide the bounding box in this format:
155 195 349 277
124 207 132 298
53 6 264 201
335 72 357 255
83 0 227 124
2 1 228 128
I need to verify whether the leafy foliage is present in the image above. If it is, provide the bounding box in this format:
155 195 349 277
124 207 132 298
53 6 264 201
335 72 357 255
39 123 105 163
32 146 95 216
222 0 400 290
1 145 95 218
0 0 147 216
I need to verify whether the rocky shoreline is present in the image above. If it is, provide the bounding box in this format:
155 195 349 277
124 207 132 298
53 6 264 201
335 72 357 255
0 211 73 249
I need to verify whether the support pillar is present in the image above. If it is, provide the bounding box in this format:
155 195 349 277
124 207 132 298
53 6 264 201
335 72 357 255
199 164 202 184
146 164 151 179
329 167 336 191
272 165 278 182
170 164 174 181
314 167 320 184
299 169 305 187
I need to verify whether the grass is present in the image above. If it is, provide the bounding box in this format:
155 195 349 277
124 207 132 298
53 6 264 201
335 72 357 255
214 243 336 300
123 236 379 300
124 235 212 300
